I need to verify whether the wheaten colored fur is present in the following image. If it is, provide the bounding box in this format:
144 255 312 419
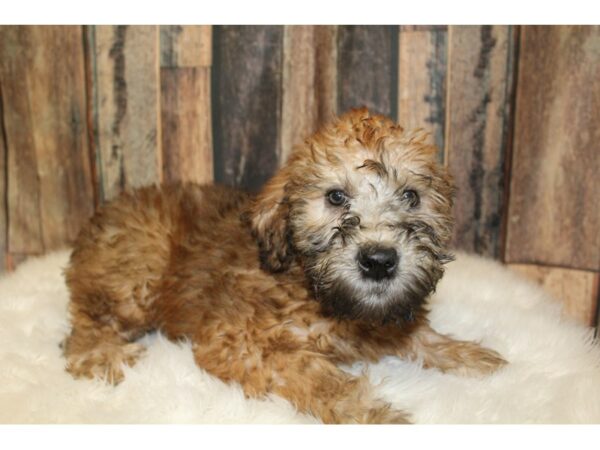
63 109 506 424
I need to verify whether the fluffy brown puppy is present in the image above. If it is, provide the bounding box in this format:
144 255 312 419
63 108 506 424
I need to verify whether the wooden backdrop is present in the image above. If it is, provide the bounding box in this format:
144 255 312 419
0 25 598 327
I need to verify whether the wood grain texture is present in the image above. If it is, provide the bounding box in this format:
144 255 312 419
0 26 94 254
445 25 516 258
160 25 212 68
337 26 397 118
212 26 283 192
281 25 337 164
161 68 213 184
506 26 600 271
398 26 447 159
509 264 599 326
160 25 213 184
89 25 161 202
0 85 7 271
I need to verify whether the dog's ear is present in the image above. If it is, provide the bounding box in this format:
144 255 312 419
245 166 294 272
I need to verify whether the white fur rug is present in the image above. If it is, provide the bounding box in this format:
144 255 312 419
1 250 599 424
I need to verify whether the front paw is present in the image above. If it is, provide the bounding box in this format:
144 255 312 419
446 341 507 377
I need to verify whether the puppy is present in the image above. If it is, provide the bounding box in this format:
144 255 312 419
63 108 506 423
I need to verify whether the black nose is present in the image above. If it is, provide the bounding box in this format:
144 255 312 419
357 246 398 281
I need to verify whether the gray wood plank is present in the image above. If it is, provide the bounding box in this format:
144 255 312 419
446 25 517 258
337 25 397 119
88 25 161 202
212 26 284 192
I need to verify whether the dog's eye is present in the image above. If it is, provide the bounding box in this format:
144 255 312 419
401 189 419 208
327 190 347 206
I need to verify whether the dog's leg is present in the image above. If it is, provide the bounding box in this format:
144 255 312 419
63 326 145 384
193 343 409 424
399 323 507 376
62 306 146 384
269 357 410 424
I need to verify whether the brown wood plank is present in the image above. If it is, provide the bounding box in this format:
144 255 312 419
281 25 337 164
509 264 599 326
89 25 161 202
160 25 213 185
0 27 44 255
0 84 7 272
445 25 517 258
337 26 397 118
506 26 600 271
400 26 448 33
398 26 447 159
212 26 283 192
161 68 213 184
0 26 94 254
160 25 212 68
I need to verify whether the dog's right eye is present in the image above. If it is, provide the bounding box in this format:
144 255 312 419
327 190 347 206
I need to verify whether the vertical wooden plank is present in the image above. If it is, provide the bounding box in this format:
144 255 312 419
509 264 599 326
89 25 161 202
0 27 44 255
398 26 447 160
0 26 94 255
337 26 397 119
0 85 7 272
281 25 337 164
160 25 212 68
506 26 600 271
160 25 213 185
212 26 283 192
445 25 516 258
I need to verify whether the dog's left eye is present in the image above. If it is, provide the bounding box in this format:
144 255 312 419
327 190 347 206
401 189 420 208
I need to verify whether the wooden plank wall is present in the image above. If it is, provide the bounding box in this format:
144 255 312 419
160 25 213 184
0 26 94 270
88 25 162 202
0 25 598 327
212 26 284 192
505 26 600 326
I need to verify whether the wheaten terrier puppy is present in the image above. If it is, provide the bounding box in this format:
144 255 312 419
63 108 506 423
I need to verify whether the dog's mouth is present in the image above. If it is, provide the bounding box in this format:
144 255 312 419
301 245 447 325
311 275 431 325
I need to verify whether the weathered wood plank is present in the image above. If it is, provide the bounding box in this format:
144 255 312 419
506 26 600 271
160 25 212 68
281 25 337 164
212 26 283 192
398 26 447 159
89 25 161 202
161 68 213 184
0 26 94 254
337 26 397 118
0 85 7 271
445 25 516 258
400 26 448 32
0 27 44 255
160 25 213 184
509 264 599 326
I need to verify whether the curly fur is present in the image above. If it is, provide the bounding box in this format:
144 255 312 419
62 108 506 424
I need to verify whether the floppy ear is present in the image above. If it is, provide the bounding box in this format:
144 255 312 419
246 166 295 272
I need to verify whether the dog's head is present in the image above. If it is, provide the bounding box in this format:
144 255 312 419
248 108 455 324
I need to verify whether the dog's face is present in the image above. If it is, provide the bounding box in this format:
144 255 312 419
249 109 454 324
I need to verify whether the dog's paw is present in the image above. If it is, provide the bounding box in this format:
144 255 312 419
65 342 146 384
366 405 412 424
446 342 507 377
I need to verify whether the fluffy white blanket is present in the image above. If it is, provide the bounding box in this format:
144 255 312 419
0 250 599 424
